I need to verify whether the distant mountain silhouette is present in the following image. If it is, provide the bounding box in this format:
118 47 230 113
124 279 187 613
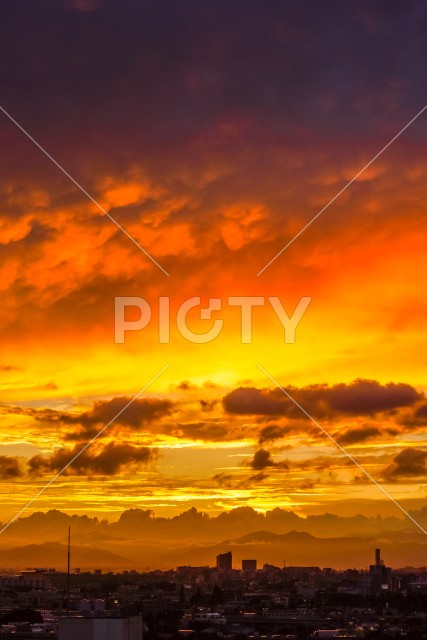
176 530 427 570
1 506 422 545
0 542 129 570
232 530 317 544
0 507 426 570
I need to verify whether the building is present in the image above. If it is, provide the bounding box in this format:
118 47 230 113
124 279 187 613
370 548 392 592
242 559 257 573
216 551 232 571
0 573 51 589
58 615 143 640
177 565 210 581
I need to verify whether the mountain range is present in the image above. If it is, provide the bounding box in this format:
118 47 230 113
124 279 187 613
0 516 426 571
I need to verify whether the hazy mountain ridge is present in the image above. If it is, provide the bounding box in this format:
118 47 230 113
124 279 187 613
177 533 427 571
0 508 426 570
1 506 424 547
0 541 129 571
0 529 426 572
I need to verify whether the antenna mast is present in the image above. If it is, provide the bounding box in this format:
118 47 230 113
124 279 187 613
67 526 71 614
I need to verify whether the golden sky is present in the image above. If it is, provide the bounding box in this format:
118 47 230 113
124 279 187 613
0 0 426 535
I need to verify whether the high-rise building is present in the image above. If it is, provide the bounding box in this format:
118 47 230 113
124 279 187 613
370 548 391 592
242 559 257 573
216 551 232 571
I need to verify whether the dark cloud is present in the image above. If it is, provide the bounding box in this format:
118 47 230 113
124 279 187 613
258 424 289 444
324 380 421 415
76 397 173 429
384 447 427 481
0 456 24 479
0 397 174 443
250 449 277 471
224 387 288 416
399 402 427 429
1 397 173 432
200 399 218 412
289 455 352 472
223 380 422 420
337 425 400 445
413 403 427 422
244 472 269 486
28 442 156 476
1 0 425 153
166 421 229 441
336 426 382 445
175 380 197 391
213 472 233 488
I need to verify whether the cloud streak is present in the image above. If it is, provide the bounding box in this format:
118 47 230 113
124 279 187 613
223 380 422 419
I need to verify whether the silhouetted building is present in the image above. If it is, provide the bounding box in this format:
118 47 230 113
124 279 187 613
370 548 392 592
242 559 257 573
177 566 210 582
216 551 232 571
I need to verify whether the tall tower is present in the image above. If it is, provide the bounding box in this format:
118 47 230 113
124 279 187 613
67 526 71 614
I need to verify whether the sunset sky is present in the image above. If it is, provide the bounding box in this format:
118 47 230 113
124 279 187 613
0 0 427 535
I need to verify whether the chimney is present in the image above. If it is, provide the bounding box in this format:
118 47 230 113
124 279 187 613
375 548 381 566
